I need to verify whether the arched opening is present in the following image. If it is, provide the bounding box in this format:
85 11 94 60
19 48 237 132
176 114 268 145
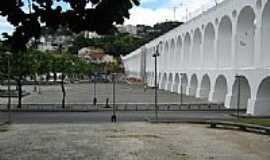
189 75 198 96
181 74 188 94
213 75 228 103
164 42 169 70
160 73 167 90
203 23 215 68
261 1 270 67
236 6 255 68
230 76 251 109
200 75 211 98
170 39 176 70
255 77 270 115
176 36 182 69
191 29 202 68
167 73 173 91
183 33 191 68
173 73 180 93
217 16 232 68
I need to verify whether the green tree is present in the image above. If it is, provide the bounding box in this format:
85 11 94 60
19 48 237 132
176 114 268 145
0 0 140 52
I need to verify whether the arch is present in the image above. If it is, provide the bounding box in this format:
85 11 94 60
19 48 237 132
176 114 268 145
176 36 183 68
213 75 228 103
160 73 167 90
255 77 270 115
261 1 270 67
181 74 188 94
167 73 173 91
217 16 232 68
191 29 202 68
164 42 169 70
170 39 176 70
173 73 180 93
236 6 255 68
203 23 215 68
183 33 191 68
189 74 198 96
200 74 211 98
230 76 251 109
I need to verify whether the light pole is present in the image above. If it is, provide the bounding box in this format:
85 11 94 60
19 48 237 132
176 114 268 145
235 75 242 120
180 73 185 106
93 73 97 105
152 41 162 121
5 51 12 123
111 73 117 122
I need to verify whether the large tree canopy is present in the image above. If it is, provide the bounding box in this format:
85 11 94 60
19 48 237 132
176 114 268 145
0 0 140 51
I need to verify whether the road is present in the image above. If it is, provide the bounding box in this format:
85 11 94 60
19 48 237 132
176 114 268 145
0 110 236 123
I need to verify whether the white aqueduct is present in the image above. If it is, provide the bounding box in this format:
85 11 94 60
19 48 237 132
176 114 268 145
121 0 270 116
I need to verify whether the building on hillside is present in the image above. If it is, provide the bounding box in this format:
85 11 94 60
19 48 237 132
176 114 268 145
78 47 114 64
118 25 138 35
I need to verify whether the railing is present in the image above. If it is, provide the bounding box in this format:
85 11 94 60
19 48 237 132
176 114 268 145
0 103 246 112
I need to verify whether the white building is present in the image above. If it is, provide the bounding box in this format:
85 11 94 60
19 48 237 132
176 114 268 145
122 0 270 116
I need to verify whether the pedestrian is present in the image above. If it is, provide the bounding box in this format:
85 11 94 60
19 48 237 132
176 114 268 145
105 98 110 108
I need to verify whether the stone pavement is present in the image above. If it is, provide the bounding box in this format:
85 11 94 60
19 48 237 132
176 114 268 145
0 123 269 160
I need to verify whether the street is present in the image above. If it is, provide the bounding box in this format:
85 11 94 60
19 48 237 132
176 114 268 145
0 111 235 123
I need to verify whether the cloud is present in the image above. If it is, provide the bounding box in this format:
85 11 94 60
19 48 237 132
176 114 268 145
125 0 222 26
0 17 14 36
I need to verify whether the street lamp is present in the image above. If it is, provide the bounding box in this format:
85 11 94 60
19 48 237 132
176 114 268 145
93 73 97 105
180 73 186 106
152 41 162 121
5 51 12 123
235 75 242 120
111 73 117 122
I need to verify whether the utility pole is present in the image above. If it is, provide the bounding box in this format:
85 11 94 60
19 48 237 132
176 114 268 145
152 41 162 121
111 73 117 122
171 3 183 21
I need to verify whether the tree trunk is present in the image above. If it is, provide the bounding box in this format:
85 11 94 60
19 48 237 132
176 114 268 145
61 74 66 109
17 79 22 109
33 74 37 92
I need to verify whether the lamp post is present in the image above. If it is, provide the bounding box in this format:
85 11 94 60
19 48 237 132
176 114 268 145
5 51 12 123
93 73 97 105
180 73 185 106
152 41 162 121
235 75 242 120
111 73 117 122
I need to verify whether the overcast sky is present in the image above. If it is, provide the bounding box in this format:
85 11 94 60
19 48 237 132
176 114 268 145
0 0 221 36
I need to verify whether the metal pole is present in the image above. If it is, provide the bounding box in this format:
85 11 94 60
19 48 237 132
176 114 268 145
111 74 116 122
237 76 241 120
154 55 158 121
7 55 11 123
180 78 183 105
113 76 115 116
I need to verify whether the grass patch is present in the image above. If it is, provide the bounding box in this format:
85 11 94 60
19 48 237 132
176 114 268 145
235 118 270 126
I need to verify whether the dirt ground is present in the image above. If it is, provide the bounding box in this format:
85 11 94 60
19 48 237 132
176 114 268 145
0 122 269 160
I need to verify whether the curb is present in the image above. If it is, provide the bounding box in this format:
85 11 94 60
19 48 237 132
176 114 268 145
144 118 270 135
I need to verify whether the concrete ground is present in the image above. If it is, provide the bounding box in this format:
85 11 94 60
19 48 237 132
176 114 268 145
0 122 269 160
0 83 208 104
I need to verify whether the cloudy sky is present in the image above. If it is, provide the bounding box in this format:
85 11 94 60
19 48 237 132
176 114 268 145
0 0 221 36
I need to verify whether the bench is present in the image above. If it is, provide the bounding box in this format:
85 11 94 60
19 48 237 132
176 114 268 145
209 121 270 135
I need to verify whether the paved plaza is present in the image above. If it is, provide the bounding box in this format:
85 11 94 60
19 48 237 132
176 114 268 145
0 122 269 160
0 83 208 105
